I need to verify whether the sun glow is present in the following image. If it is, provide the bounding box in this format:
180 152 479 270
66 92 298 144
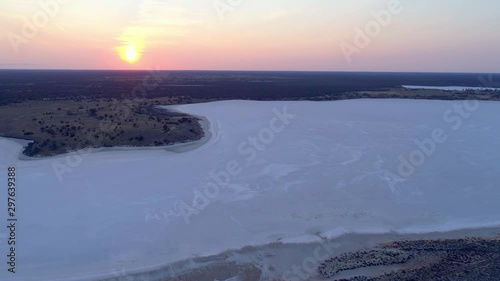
126 48 138 62
119 45 141 63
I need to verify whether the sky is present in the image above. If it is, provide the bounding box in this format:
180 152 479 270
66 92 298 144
0 0 499 72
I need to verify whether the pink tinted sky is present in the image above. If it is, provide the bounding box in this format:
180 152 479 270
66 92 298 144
0 0 499 72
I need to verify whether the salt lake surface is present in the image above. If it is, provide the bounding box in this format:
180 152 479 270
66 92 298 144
0 99 499 281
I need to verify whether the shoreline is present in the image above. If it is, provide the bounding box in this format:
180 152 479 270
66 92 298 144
77 226 500 281
12 109 213 161
7 96 500 161
13 225 499 281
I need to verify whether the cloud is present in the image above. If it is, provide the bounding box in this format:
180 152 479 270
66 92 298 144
115 0 201 51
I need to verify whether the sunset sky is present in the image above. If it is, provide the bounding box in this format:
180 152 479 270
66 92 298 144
0 0 499 72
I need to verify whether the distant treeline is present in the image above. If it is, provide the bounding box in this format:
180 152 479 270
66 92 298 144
0 70 498 105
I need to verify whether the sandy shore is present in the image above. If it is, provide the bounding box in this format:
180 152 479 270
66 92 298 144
97 226 500 281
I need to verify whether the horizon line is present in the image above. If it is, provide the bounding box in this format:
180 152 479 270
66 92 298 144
0 69 499 75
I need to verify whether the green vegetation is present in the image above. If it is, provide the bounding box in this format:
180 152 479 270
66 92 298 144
0 97 204 157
